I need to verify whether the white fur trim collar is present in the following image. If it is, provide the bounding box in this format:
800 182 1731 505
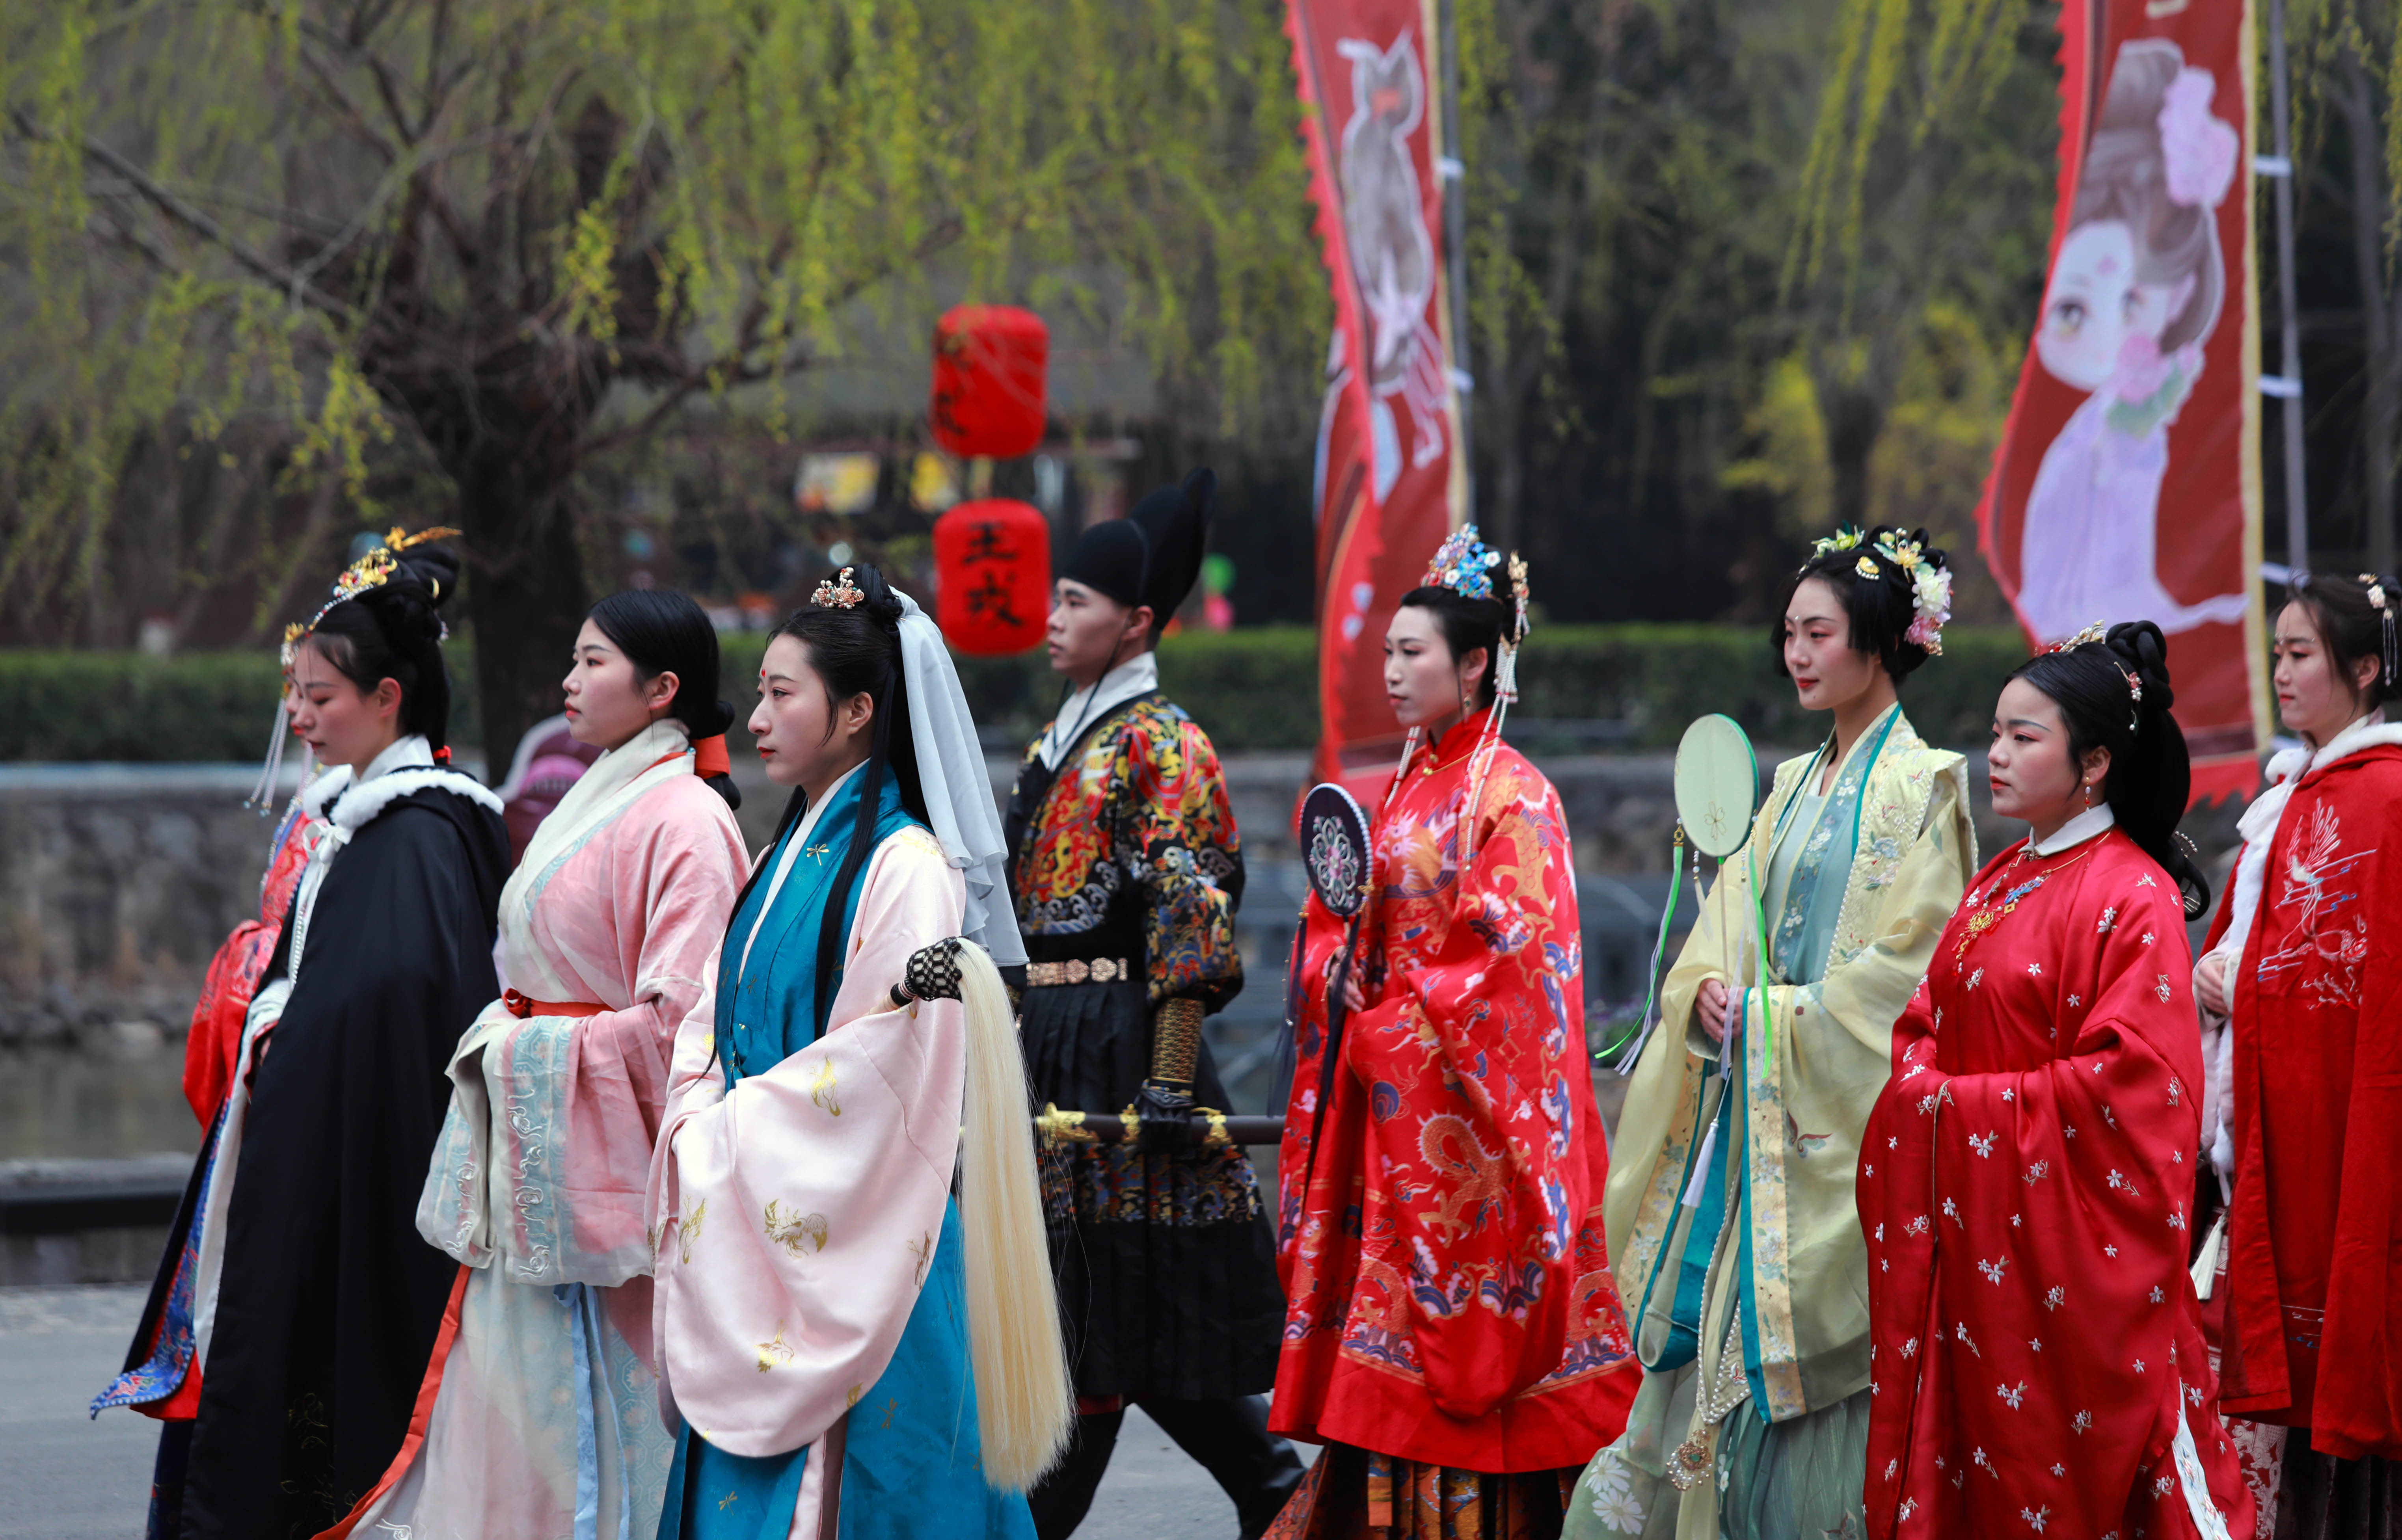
304 764 503 831
2210 711 2402 990
2261 711 2402 794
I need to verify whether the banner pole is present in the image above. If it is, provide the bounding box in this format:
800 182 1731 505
2266 0 2309 571
1436 0 1476 526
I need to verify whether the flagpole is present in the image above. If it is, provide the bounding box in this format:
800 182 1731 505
2265 0 2309 572
1436 0 1477 525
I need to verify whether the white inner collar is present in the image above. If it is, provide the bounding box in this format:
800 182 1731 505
1039 653 1159 770
2030 800 2116 856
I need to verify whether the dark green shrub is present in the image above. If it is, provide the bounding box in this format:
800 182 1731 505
0 625 2031 761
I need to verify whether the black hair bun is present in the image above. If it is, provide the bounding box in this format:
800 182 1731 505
695 697 739 738
2104 620 2175 714
852 562 906 629
394 547 459 608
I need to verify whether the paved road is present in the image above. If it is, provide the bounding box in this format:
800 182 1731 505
0 1286 1285 1540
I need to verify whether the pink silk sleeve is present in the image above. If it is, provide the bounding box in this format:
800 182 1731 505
647 831 968 1456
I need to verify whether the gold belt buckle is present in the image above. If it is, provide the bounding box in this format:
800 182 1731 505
1029 957 1127 988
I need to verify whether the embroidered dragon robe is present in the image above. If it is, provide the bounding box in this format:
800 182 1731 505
1274 709 1639 1475
328 720 749 1540
2206 738 2402 1461
1575 705 1974 1539
1859 824 2252 1539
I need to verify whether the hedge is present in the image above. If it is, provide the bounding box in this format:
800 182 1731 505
0 625 2033 762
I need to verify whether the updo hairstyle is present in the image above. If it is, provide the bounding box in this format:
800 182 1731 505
1771 525 1950 684
2005 619 2210 918
304 545 459 753
1395 556 1519 712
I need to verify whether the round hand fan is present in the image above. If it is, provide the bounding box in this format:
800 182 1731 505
1299 782 1373 919
1673 713 1761 857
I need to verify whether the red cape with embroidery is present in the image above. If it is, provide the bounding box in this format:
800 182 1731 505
1272 711 1639 1471
2204 741 2402 1459
1858 825 2253 1539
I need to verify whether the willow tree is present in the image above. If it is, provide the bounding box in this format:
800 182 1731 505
1 0 1315 763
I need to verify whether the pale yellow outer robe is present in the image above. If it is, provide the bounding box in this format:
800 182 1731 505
1569 709 1974 1540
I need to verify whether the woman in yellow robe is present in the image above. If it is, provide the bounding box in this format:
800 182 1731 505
1568 528 1976 1540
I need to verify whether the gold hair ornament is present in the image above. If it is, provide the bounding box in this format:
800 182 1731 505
2049 621 2109 653
812 566 866 609
281 526 461 666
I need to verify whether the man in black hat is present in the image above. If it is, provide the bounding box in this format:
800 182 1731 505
1004 469 1303 1539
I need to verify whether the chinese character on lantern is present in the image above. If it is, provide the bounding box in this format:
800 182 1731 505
933 499 1050 654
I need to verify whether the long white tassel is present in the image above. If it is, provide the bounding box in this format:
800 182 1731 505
951 942 1074 1491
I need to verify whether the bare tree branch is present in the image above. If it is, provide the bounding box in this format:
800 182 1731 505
10 109 361 321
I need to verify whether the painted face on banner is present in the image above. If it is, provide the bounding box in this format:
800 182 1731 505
2035 219 2195 392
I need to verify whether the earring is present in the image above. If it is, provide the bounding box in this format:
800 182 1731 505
2082 783 2095 807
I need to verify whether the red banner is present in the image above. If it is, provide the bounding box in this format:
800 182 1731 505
1977 0 2267 803
1287 0 1469 798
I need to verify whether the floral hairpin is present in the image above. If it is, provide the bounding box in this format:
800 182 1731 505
812 566 866 609
2363 573 2398 687
2123 667 2143 730
1424 525 1504 601
1809 527 1865 560
1813 526 1951 655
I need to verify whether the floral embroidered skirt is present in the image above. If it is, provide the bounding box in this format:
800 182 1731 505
1264 1444 1579 1540
1022 977 1285 1401
1566 1362 1869 1540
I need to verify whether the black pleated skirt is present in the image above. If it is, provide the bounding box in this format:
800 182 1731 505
1022 978 1287 1400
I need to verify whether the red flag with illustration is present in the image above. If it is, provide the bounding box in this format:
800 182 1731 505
1976 0 2266 803
1286 0 1469 799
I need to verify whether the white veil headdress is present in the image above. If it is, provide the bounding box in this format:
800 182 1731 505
891 588 1028 966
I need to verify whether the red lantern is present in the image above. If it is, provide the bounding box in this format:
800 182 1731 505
930 305 1048 459
933 499 1051 655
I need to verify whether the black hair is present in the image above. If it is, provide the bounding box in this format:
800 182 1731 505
1396 556 1518 712
587 589 742 811
2283 572 2402 714
2006 620 2211 919
732 565 924 1028
304 545 458 753
1772 526 1949 684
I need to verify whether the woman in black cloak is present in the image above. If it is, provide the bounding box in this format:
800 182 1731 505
104 531 510 1539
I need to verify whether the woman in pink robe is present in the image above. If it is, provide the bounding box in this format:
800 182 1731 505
328 591 749 1540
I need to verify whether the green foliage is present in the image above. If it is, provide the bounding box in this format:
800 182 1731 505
1456 0 2063 617
0 626 2035 762
0 0 1324 748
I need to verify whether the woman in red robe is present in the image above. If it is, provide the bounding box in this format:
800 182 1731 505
2192 572 2402 1534
1268 529 1639 1540
1858 621 2253 1539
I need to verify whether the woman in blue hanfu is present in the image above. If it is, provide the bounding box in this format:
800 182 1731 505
1568 527 1977 1540
646 563 1071 1539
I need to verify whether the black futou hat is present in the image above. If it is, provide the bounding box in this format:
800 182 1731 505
1056 519 1150 611
1130 467 1214 632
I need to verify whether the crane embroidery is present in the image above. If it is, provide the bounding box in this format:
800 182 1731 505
2256 801 2376 1008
